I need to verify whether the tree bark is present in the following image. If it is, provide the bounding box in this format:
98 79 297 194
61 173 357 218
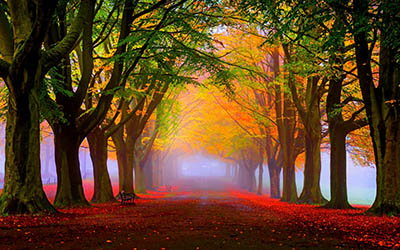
135 165 146 194
279 45 299 203
281 161 297 203
325 128 352 209
0 0 58 215
268 164 281 198
353 0 400 215
0 90 55 214
257 163 263 195
280 102 298 204
238 166 248 189
87 126 115 203
53 125 89 207
144 155 154 190
298 130 326 204
324 23 355 209
297 76 326 204
112 128 134 193
248 168 256 193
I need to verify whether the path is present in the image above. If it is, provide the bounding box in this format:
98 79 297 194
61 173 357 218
0 189 377 250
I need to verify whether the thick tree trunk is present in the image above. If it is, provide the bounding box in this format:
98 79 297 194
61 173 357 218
53 126 89 207
324 38 353 209
0 90 55 214
277 53 298 204
248 168 256 193
144 158 154 190
353 0 400 215
257 164 263 195
135 165 146 194
368 50 400 215
325 128 351 209
281 162 297 203
153 154 160 188
238 166 247 189
87 127 115 203
298 131 326 204
112 129 134 193
268 165 281 199
0 0 58 214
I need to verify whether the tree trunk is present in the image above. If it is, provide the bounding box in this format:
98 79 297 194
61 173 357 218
112 129 134 193
0 90 55 214
280 102 298 203
277 50 298 203
87 127 115 203
226 164 231 177
238 166 247 189
53 125 89 207
268 165 281 198
153 153 160 188
135 165 146 194
144 158 154 190
324 34 353 209
325 128 351 209
298 131 326 204
248 168 256 193
353 0 400 215
257 164 263 195
0 0 58 214
281 161 297 203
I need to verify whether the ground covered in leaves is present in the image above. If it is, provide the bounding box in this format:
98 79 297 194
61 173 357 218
1 180 400 249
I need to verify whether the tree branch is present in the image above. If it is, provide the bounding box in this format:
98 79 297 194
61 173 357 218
42 1 85 72
0 8 13 62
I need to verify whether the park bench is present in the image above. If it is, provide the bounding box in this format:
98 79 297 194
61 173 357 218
118 191 136 205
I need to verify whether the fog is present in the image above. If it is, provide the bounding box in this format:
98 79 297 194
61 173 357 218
0 135 376 205
180 154 227 177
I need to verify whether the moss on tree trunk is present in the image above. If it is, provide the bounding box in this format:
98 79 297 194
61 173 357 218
0 89 55 214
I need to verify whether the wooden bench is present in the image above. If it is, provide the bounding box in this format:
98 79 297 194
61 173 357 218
118 191 136 205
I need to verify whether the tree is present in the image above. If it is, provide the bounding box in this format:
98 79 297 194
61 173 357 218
352 0 400 215
322 5 368 209
0 0 84 214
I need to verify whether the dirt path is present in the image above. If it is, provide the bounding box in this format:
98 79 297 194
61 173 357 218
0 191 379 249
